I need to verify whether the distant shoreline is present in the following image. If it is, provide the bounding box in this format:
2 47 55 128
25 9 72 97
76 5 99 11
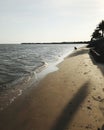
21 41 89 45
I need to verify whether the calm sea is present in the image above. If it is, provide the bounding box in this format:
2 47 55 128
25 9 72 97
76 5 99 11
0 44 84 110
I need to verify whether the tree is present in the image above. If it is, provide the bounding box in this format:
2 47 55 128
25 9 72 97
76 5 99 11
88 20 104 48
91 29 102 41
91 20 104 41
97 20 104 37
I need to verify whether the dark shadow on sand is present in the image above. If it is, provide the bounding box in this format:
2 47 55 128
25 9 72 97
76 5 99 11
69 49 89 58
89 52 104 76
101 124 104 130
51 82 89 130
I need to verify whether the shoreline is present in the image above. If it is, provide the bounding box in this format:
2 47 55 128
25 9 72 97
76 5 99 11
0 46 76 111
0 46 104 130
0 45 81 111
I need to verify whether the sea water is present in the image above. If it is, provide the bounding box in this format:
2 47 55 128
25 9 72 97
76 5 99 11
0 44 84 110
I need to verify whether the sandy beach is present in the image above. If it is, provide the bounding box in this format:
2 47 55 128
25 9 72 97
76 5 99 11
0 47 104 130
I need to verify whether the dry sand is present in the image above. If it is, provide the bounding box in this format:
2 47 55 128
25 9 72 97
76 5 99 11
0 47 104 130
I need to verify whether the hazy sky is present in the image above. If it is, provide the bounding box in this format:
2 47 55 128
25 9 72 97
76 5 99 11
0 0 104 43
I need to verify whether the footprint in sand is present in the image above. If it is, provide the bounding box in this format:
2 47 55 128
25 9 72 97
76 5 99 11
92 95 104 102
83 70 91 75
83 63 87 66
84 72 88 75
93 88 96 90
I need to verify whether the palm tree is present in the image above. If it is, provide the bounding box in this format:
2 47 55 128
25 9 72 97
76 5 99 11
89 20 104 48
97 20 104 37
91 29 102 41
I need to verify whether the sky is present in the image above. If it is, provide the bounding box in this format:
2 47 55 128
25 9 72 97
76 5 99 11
0 0 104 43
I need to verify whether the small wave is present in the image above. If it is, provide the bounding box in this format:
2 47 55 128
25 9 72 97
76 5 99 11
0 61 47 92
35 61 48 73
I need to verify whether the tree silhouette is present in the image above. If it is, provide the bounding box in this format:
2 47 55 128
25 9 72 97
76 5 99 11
91 20 104 41
97 20 104 37
91 29 102 41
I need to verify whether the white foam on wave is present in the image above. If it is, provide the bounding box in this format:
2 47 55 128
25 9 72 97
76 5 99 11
36 44 85 81
36 49 74 80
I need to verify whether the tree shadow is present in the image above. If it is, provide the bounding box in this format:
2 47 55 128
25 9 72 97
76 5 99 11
89 52 104 76
51 82 89 130
101 124 104 130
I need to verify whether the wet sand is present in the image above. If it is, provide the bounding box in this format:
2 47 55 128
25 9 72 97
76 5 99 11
0 47 104 130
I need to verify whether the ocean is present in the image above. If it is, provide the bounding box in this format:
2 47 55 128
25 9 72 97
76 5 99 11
0 44 84 110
